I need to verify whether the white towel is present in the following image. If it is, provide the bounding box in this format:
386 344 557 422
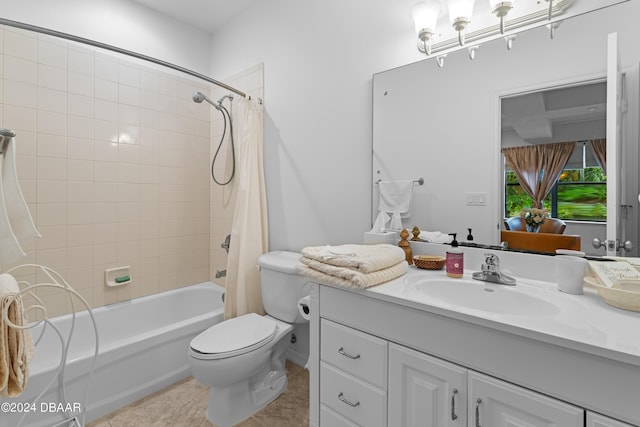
419 231 453 244
0 161 26 265
0 136 40 266
0 273 35 397
378 180 414 218
370 211 390 233
301 244 406 273
297 260 408 289
3 137 40 247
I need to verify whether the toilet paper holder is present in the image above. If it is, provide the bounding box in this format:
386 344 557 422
297 295 311 320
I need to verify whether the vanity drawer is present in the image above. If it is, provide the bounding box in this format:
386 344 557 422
320 404 359 427
321 318 387 389
320 362 386 427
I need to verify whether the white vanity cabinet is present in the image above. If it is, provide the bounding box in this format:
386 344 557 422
310 283 640 427
388 343 466 426
319 318 388 427
388 343 583 427
468 371 583 427
588 412 637 427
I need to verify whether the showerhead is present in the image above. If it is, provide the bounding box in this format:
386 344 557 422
192 91 208 104
192 91 233 111
217 94 234 105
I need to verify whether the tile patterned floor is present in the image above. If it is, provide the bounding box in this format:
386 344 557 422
87 361 309 427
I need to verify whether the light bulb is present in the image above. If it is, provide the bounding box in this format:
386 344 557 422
411 1 441 41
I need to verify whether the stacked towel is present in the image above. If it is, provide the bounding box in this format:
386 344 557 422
0 273 34 397
0 135 41 265
297 244 409 289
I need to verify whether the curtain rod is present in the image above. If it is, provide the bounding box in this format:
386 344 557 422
0 18 247 99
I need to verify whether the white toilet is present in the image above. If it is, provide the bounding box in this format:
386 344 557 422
188 251 310 427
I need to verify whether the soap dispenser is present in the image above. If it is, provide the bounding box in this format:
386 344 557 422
446 233 464 278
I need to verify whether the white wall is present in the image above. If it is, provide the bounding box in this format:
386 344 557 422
207 0 425 251
0 0 212 75
208 0 640 252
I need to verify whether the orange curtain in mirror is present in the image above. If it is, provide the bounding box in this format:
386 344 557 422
502 141 576 209
536 141 576 207
590 138 606 171
502 145 544 207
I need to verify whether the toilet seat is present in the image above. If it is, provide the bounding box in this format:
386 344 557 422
189 313 278 360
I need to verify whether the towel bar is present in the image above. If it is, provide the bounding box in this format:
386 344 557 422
375 177 424 186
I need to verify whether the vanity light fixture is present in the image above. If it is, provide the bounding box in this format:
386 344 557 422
448 0 476 45
410 0 441 55
410 0 584 65
489 0 516 34
468 45 479 59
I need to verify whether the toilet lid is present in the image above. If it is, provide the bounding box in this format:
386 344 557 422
190 313 278 360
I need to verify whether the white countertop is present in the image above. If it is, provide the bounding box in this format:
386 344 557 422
363 265 640 367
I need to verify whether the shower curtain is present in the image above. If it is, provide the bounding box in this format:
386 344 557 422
224 98 268 320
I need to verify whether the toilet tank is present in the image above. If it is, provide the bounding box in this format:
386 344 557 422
259 251 311 323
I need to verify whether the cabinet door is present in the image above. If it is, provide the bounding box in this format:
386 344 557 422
587 412 636 427
388 343 467 427
468 371 583 427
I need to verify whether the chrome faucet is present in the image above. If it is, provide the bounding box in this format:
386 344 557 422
472 253 516 286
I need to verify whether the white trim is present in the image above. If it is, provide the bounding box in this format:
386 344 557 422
493 72 608 243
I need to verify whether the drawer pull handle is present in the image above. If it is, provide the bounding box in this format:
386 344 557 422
475 398 482 427
450 388 458 420
338 392 360 408
338 347 361 360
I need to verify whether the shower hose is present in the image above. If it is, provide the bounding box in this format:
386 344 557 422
211 101 235 185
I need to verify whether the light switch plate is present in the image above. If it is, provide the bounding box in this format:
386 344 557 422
465 192 487 206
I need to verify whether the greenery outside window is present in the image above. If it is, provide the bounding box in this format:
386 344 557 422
505 144 607 221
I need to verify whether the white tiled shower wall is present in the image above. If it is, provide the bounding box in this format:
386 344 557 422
0 25 220 316
208 64 264 286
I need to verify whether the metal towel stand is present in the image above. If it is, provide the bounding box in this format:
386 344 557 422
2 264 99 427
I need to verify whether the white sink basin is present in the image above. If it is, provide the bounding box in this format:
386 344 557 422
405 278 560 317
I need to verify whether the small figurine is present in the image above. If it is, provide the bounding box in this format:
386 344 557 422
411 226 421 241
399 228 413 265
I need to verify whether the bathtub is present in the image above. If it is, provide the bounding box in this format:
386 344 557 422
0 282 225 427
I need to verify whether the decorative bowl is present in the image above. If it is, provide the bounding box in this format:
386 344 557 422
414 255 446 270
584 276 640 312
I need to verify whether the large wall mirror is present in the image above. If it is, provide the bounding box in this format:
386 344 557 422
372 1 638 256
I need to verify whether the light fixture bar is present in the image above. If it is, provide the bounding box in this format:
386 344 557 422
423 0 571 56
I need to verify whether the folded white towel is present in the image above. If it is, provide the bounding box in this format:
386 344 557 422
3 137 40 247
301 244 406 273
297 260 408 289
419 231 453 244
378 180 414 219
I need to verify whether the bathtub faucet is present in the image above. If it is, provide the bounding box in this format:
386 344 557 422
215 269 227 278
221 234 231 253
